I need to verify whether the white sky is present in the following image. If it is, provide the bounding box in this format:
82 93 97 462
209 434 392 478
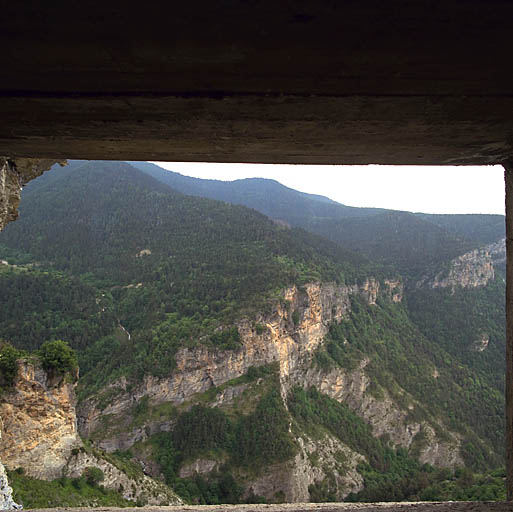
149 162 505 215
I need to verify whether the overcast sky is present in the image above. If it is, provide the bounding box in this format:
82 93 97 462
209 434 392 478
150 162 505 215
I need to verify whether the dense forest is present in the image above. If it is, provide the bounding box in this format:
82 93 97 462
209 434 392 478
0 160 506 505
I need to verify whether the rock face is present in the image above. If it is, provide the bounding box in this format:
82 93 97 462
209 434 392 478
471 333 490 352
0 358 183 506
0 461 21 511
298 362 462 468
428 247 495 291
79 282 363 438
488 238 506 269
0 158 64 231
78 279 462 502
246 434 365 503
384 279 404 303
64 450 182 505
0 360 80 480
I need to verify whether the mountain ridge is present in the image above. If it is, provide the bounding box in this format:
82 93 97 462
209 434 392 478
129 161 505 279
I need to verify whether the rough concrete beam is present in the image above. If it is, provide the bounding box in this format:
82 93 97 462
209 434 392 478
1 95 512 164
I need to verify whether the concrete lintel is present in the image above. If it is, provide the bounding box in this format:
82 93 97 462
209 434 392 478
1 94 512 164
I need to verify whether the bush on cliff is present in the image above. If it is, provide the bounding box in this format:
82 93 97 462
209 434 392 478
37 339 78 377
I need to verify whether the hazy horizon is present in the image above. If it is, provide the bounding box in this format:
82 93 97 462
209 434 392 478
149 161 505 216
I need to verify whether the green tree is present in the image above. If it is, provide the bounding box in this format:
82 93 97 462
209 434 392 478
83 467 105 487
38 340 78 377
0 342 24 388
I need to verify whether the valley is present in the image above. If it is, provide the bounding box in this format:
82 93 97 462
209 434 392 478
0 161 507 507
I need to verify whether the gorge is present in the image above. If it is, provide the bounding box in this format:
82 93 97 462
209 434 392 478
0 160 507 506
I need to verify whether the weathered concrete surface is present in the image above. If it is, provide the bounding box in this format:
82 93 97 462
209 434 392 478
2 2 513 95
1 95 512 164
1 1 513 163
23 502 513 512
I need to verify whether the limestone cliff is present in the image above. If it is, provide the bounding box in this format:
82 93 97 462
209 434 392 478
244 433 365 502
0 359 80 480
488 238 506 269
79 281 372 438
78 278 463 502
418 246 495 291
0 358 182 506
298 362 462 468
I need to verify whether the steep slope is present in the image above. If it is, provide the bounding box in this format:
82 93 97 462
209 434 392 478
406 242 506 395
0 161 382 394
0 161 506 504
310 212 477 280
0 348 182 508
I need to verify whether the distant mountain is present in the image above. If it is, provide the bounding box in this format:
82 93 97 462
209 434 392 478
128 161 385 225
130 161 504 279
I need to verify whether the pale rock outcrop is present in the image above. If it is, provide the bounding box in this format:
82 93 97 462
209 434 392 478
471 333 490 352
488 238 506 268
359 278 379 305
0 360 80 480
65 450 182 505
417 425 462 468
384 279 403 302
419 247 495 291
298 361 462 468
246 434 365 502
179 458 220 479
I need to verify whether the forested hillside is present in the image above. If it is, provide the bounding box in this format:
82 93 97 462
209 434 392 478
0 161 507 505
0 161 382 394
131 161 504 280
